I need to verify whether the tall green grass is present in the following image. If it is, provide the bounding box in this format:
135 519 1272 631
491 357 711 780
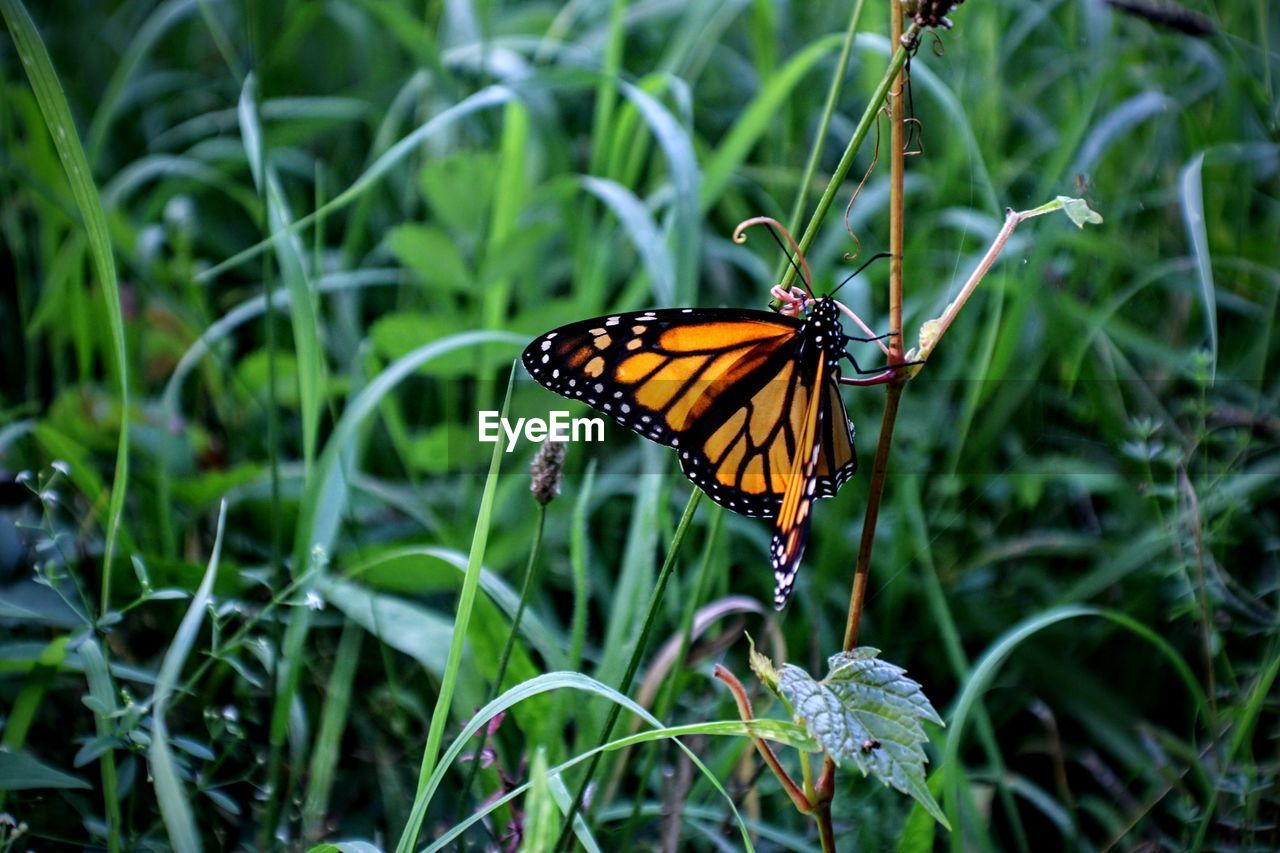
1 0 1276 850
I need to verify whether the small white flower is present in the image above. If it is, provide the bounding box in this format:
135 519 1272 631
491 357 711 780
51 460 70 477
304 591 324 611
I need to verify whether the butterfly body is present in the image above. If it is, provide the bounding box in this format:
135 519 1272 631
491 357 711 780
522 297 858 609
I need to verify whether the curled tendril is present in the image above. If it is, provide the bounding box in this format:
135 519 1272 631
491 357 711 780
734 216 813 297
842 110 885 262
770 285 811 318
903 117 925 156
930 31 946 57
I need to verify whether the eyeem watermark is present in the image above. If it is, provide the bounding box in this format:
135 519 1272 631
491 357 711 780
478 410 605 452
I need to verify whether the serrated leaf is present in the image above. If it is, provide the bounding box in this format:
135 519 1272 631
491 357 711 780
779 647 949 830
1055 195 1103 228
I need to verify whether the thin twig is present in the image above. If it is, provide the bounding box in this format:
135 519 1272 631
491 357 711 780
842 382 905 652
714 665 812 815
911 202 1064 366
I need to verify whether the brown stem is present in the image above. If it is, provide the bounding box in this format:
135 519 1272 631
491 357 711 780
713 665 813 815
834 0 911 682
887 4 907 363
817 803 837 852
842 382 905 651
815 3 912 842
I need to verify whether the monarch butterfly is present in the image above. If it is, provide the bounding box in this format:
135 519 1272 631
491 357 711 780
521 218 907 609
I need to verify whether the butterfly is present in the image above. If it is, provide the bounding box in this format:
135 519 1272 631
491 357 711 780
521 219 905 609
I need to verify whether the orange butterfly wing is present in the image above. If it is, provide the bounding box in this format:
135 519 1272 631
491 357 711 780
523 305 859 609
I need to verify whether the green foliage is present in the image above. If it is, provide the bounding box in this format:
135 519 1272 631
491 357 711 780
0 749 91 790
1 0 1277 849
779 648 948 828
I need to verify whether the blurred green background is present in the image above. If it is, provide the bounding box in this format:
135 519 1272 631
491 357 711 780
0 0 1276 849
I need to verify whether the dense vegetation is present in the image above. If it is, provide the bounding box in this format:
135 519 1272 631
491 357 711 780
1 0 1276 849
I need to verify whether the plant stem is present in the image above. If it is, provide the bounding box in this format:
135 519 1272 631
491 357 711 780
714 665 812 814
817 807 838 853
779 0 869 274
779 24 918 293
913 202 1063 364
815 6 912 839
842 382 905 651
456 504 547 818
553 490 703 851
887 12 907 362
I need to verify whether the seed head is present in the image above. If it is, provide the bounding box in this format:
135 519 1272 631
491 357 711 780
529 439 567 506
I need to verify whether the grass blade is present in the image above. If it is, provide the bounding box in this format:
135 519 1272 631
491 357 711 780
700 33 842 211
238 72 327 471
301 619 364 840
942 605 1208 841
84 0 200 165
1180 151 1218 377
618 82 700 303
1 0 131 612
196 85 515 284
579 176 676 304
410 670 776 852
396 366 517 853
150 500 229 853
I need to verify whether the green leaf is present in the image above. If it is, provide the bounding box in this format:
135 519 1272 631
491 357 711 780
778 647 949 830
238 72 327 471
319 577 451 677
1055 195 1104 229
370 313 504 380
386 223 472 295
406 424 473 473
235 349 301 408
420 151 498 236
0 748 91 790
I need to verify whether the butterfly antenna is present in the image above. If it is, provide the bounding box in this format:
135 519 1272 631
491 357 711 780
829 251 893 298
765 226 810 290
734 216 813 297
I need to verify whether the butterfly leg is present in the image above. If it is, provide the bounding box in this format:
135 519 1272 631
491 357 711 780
843 331 898 344
839 369 898 387
838 350 923 386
